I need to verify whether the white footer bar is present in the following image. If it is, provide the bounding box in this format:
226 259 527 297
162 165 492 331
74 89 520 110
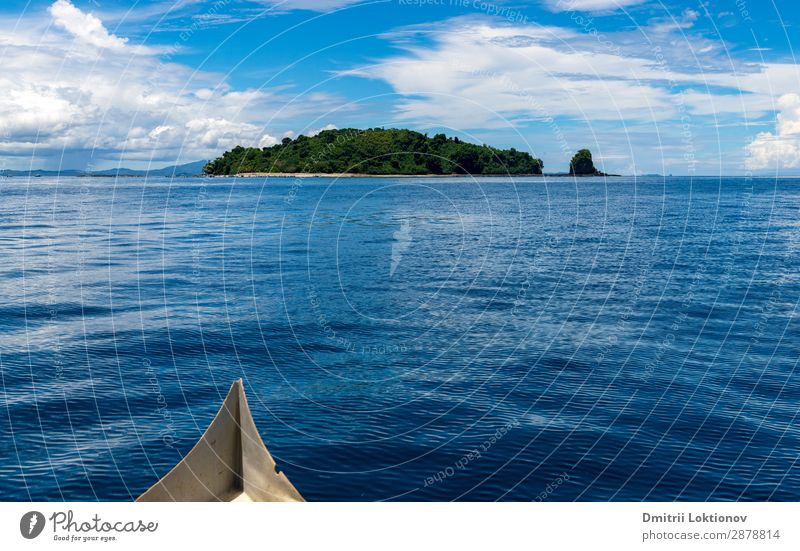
1 502 797 550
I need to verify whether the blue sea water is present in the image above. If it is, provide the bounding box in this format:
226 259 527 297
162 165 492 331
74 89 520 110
0 175 798 501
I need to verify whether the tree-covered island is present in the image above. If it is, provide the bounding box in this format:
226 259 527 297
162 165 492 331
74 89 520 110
203 128 544 176
569 148 607 176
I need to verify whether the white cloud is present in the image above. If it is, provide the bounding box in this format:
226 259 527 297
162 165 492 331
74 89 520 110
746 94 800 170
346 24 663 127
123 118 278 154
49 0 128 49
0 2 346 169
253 0 367 11
545 0 647 12
340 16 800 173
346 20 785 129
307 123 337 136
259 134 280 147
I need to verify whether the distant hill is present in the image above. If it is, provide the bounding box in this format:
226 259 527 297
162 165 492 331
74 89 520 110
203 128 544 176
0 169 86 177
90 160 208 177
0 160 208 178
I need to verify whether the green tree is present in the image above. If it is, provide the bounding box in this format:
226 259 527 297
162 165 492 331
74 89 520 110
203 128 543 176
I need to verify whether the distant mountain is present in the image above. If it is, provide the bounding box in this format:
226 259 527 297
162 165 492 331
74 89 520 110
0 160 208 178
0 169 86 177
90 160 208 177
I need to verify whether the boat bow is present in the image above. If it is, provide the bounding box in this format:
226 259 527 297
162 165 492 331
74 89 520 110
137 379 304 502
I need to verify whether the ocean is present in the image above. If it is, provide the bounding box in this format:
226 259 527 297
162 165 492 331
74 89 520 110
0 175 798 501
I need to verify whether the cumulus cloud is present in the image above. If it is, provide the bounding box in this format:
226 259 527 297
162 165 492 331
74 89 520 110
746 94 800 170
259 134 280 147
307 123 337 136
49 0 128 49
0 2 344 169
122 118 278 156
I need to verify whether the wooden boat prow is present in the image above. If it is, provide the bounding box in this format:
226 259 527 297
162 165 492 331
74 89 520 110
137 379 304 502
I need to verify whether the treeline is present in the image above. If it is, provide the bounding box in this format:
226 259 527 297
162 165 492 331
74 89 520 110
203 128 544 175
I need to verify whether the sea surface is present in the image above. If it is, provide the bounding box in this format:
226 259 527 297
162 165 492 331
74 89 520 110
0 175 798 501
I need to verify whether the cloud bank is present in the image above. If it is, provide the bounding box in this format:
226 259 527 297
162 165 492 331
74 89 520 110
746 94 800 170
0 1 338 169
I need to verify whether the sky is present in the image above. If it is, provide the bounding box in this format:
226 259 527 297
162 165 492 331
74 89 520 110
0 0 799 175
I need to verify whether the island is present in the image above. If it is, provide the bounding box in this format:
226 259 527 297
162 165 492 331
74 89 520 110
203 128 543 176
569 149 610 176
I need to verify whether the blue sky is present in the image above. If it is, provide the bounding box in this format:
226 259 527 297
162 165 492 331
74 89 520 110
1 0 799 174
